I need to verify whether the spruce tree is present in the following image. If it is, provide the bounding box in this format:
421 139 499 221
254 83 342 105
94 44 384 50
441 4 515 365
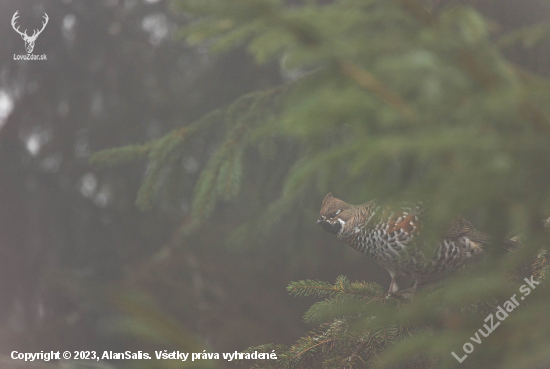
91 0 550 368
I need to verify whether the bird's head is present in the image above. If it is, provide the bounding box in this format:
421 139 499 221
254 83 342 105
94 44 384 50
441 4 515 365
317 193 353 236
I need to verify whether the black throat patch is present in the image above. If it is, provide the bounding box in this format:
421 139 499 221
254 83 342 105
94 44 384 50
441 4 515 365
320 221 342 235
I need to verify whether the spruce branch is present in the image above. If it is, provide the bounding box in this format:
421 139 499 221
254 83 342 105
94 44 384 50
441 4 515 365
89 143 152 168
339 61 416 121
287 276 384 300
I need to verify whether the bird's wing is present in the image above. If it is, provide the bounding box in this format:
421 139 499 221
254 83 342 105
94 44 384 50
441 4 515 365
383 207 422 237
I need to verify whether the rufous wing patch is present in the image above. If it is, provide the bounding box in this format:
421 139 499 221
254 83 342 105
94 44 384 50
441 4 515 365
386 213 418 234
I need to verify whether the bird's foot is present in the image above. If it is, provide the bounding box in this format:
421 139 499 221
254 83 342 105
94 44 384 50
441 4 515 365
386 280 419 300
396 290 415 300
395 280 419 300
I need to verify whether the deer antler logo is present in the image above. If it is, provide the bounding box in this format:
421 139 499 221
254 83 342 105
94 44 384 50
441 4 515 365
11 11 49 54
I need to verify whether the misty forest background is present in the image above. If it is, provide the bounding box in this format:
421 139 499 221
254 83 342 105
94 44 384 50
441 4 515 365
1 0 550 368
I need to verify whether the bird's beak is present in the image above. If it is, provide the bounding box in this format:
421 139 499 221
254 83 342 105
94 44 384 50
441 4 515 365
316 218 323 225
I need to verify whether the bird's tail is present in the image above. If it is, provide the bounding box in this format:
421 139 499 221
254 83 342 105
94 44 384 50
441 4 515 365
501 216 550 252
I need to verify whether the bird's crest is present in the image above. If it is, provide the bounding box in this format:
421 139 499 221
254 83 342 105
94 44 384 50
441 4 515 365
320 193 350 216
321 192 334 208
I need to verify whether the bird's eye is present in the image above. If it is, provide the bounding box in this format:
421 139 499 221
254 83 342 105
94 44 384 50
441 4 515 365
330 213 336 218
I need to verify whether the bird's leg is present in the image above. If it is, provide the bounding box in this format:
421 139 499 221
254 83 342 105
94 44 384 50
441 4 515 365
386 271 399 298
389 279 400 294
396 279 419 300
409 279 419 301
